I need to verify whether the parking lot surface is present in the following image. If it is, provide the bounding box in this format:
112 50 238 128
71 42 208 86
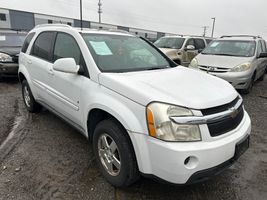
0 77 266 200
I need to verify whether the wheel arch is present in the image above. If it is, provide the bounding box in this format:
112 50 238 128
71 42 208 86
86 104 144 141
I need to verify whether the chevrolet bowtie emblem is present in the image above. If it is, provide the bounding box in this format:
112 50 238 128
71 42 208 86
229 107 239 118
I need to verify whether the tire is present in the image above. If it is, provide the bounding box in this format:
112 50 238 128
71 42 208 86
93 119 139 187
241 75 254 95
259 72 265 81
22 80 41 113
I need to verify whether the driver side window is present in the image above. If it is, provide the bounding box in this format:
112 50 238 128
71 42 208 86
185 38 194 47
53 33 81 65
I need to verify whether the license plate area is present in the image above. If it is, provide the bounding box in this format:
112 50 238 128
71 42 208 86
234 135 249 160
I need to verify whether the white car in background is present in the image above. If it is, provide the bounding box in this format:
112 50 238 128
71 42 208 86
19 24 250 187
189 35 267 94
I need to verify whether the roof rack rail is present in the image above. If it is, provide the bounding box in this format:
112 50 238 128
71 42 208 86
34 23 72 29
220 35 262 39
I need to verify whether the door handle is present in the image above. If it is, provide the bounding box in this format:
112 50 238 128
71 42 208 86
48 69 54 76
27 60 32 64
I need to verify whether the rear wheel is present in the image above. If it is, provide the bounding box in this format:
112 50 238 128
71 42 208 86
22 80 41 113
93 119 139 187
241 74 255 94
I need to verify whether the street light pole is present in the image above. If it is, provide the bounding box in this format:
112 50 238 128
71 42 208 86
80 0 83 30
211 17 216 38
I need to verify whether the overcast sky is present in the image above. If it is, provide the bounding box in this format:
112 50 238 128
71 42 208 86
1 0 267 39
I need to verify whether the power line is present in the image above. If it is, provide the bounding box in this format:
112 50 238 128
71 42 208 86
98 0 102 23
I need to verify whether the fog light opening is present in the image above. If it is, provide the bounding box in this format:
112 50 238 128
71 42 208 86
184 157 190 165
184 156 198 169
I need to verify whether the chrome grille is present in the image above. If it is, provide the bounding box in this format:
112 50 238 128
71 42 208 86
199 65 229 73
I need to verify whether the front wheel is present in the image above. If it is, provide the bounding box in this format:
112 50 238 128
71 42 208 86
258 72 265 81
93 119 139 187
22 80 41 113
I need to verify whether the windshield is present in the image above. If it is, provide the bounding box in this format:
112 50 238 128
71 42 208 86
202 40 256 57
154 37 185 49
82 34 170 72
0 33 26 47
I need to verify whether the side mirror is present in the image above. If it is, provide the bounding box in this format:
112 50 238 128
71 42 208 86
53 58 79 74
258 52 267 59
185 45 195 51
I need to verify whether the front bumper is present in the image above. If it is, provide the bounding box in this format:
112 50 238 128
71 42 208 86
0 63 19 76
209 71 252 90
130 111 251 184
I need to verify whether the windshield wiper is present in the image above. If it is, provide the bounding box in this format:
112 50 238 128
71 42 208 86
146 66 170 70
211 53 235 56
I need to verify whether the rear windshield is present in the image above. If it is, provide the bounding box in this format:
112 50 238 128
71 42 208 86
0 33 26 47
202 40 256 57
82 34 170 73
154 37 185 49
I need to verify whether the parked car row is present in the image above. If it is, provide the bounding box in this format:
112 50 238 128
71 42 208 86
154 35 212 66
0 30 27 80
17 24 251 187
154 34 267 94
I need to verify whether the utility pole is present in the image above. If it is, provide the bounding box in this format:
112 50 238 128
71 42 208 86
80 0 83 30
211 17 216 38
98 0 102 24
202 26 208 37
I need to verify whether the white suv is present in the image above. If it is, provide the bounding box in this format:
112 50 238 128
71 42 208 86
19 24 251 187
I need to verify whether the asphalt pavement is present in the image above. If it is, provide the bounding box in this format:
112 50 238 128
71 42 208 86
0 76 266 200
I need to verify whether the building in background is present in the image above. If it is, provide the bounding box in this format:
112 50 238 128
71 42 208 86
0 7 167 41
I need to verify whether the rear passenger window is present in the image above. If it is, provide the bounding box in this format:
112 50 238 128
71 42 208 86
31 32 55 61
21 32 35 53
194 39 206 50
53 33 81 64
257 41 263 55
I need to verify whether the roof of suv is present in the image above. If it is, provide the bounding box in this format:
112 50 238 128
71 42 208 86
32 24 134 37
162 35 206 39
218 35 263 41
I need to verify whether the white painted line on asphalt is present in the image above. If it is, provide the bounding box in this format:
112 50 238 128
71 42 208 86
0 116 23 151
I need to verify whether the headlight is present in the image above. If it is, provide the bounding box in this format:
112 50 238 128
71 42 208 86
230 62 251 72
146 102 201 142
0 53 12 62
189 58 198 69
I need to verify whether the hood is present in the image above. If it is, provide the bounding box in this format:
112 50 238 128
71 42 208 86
0 47 21 56
196 54 252 69
99 66 238 109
